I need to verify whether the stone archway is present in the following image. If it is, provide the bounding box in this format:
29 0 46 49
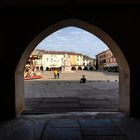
71 66 76 71
46 67 50 71
83 66 88 70
15 19 130 116
77 66 82 70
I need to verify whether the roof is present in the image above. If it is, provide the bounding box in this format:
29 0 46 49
96 49 110 56
36 49 82 55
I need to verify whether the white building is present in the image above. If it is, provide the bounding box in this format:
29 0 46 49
31 49 95 71
83 55 95 66
76 54 83 65
42 51 64 71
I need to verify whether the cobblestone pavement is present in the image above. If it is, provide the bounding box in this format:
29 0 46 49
24 71 119 114
24 80 118 98
24 71 119 98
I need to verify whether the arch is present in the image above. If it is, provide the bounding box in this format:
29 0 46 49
46 67 50 71
15 19 130 116
83 66 88 70
77 66 82 70
89 66 93 71
40 66 43 71
71 66 76 71
36 66 39 70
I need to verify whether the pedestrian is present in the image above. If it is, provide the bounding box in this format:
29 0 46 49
57 70 60 79
54 69 58 79
80 75 86 83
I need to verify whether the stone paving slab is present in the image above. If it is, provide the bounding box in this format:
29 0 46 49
41 97 79 103
83 136 129 140
23 109 82 115
39 102 81 108
47 119 80 128
0 121 34 140
112 117 140 140
33 119 47 140
81 128 124 136
42 128 82 140
81 108 117 112
1 113 140 140
79 119 115 128
23 97 118 114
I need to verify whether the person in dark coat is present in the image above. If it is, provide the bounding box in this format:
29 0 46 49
80 75 86 83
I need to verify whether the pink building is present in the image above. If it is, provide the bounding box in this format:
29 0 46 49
96 49 119 72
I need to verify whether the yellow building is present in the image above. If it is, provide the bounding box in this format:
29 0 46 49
68 52 82 66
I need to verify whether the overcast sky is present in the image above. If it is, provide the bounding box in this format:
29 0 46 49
36 26 108 58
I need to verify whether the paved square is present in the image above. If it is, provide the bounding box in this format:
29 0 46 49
24 71 119 114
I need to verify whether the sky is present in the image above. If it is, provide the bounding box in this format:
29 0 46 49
36 26 108 58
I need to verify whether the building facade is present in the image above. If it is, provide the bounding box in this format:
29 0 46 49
29 49 95 71
42 51 64 71
96 49 118 72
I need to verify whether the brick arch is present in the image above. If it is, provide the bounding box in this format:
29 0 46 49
15 19 130 115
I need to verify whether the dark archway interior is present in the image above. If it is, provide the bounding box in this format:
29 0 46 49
0 4 140 120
